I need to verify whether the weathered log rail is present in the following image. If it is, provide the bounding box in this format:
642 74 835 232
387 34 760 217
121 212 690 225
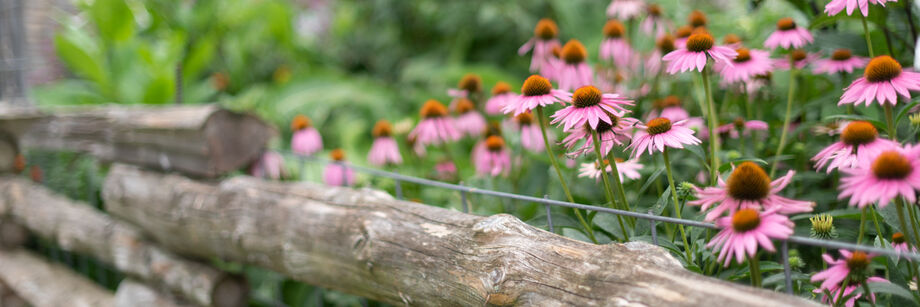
0 104 822 306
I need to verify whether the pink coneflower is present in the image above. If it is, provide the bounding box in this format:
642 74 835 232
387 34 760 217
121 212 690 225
640 4 670 36
447 73 482 100
485 82 516 115
367 120 402 166
815 276 886 307
474 136 511 177
519 19 561 74
561 114 638 156
812 121 897 172
673 25 694 49
764 18 813 50
646 96 689 122
718 117 768 139
662 32 738 74
502 75 565 116
290 115 323 156
812 250 879 297
839 144 920 208
839 55 920 107
825 0 896 17
891 232 915 261
715 48 774 84
409 100 461 146
646 34 677 76
775 49 820 70
628 117 701 158
600 20 635 70
453 98 487 138
812 120 848 136
689 162 815 221
323 149 355 186
551 85 633 131
554 40 595 91
813 49 868 75
406 135 426 157
510 112 546 153
578 158 643 182
435 160 457 181
606 0 645 20
707 208 794 266
250 151 286 180
722 33 743 49
687 10 708 28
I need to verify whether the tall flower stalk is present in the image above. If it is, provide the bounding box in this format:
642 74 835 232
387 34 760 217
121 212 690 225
663 147 692 260
701 66 720 184
591 130 630 241
770 56 798 177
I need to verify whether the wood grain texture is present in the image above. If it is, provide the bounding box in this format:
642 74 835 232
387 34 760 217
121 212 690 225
0 176 248 307
0 249 114 307
103 164 821 307
0 104 274 178
115 279 194 307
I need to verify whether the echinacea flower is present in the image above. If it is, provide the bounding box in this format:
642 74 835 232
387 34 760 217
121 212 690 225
519 19 561 74
707 208 794 265
474 136 511 177
813 48 868 75
775 49 820 70
715 48 774 84
812 121 897 172
640 4 670 36
606 0 645 20
687 10 707 28
764 18 813 50
811 250 879 297
406 135 426 157
551 85 633 131
815 276 886 307
646 34 677 76
839 55 920 107
599 20 635 70
839 144 920 208
578 158 643 182
645 95 689 122
891 232 915 261
409 99 462 146
510 112 547 153
662 32 738 74
250 151 286 180
323 149 355 186
503 75 565 116
689 162 815 221
812 120 848 136
448 73 482 100
722 33 743 48
673 25 693 49
825 0 896 17
453 98 487 138
367 120 403 166
435 160 457 181
485 82 516 115
717 117 768 139
561 114 638 156
554 40 595 91
629 117 701 157
290 114 323 156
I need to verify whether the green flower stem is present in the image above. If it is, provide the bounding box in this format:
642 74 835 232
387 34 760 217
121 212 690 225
592 130 630 242
536 106 598 244
833 277 851 307
907 200 920 248
700 66 720 185
896 198 918 248
749 255 762 287
861 16 876 57
857 207 868 244
770 57 798 178
870 206 883 242
861 280 878 307
606 151 635 227
885 103 897 141
663 148 692 261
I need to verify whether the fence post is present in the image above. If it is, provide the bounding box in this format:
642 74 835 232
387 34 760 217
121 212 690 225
339 161 348 187
781 240 793 294
544 195 554 233
459 181 469 214
649 210 658 246
394 177 403 200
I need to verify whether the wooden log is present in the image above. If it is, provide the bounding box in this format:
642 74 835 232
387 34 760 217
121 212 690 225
0 104 275 178
0 249 114 307
0 218 28 249
0 176 249 307
115 279 194 307
103 164 821 306
0 279 29 307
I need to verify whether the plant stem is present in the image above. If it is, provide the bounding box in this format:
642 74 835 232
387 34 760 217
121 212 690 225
861 279 878 307
606 151 635 227
536 106 597 243
870 205 883 241
858 207 868 244
592 130 629 242
770 58 798 178
896 199 917 247
885 103 897 141
907 200 920 248
748 255 762 287
834 277 851 307
862 16 876 57
700 66 720 185
663 148 692 261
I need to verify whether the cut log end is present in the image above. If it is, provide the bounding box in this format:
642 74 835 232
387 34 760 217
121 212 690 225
0 220 28 249
211 274 249 307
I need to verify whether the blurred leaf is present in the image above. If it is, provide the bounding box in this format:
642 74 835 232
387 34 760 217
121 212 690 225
90 0 136 43
54 31 110 94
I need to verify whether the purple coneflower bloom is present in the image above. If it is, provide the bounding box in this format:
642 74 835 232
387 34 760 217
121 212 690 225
502 75 565 116
551 85 633 131
689 162 815 221
606 0 645 20
825 0 896 17
323 149 355 186
839 144 920 208
435 160 457 181
812 121 897 173
578 158 643 182
715 48 774 84
409 100 461 146
673 25 693 49
640 4 670 36
510 112 547 153
628 117 701 158
250 151 286 180
485 82 516 115
814 276 887 307
775 49 820 70
717 117 768 139
645 96 689 122
447 73 482 100
764 18 813 50
722 33 743 49
519 19 561 74
839 55 920 107
291 115 323 157
811 250 886 306
599 20 635 70
708 208 794 266
554 40 595 91
646 34 677 77
662 32 738 74
473 136 511 177
561 115 637 157
813 48 868 75
367 120 402 166
453 98 487 138
891 232 915 261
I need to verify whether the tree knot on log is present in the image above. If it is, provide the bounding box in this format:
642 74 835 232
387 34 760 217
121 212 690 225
472 214 536 238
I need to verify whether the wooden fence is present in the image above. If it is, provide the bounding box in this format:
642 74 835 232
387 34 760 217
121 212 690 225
0 104 820 306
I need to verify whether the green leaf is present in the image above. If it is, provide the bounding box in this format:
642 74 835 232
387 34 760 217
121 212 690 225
89 0 136 42
54 32 109 93
896 100 920 126
791 208 861 221
637 168 664 195
868 281 915 301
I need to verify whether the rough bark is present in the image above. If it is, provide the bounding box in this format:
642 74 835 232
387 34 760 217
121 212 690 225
0 249 114 307
103 164 821 307
115 279 194 307
0 104 275 178
0 218 28 249
0 176 248 307
0 279 29 307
